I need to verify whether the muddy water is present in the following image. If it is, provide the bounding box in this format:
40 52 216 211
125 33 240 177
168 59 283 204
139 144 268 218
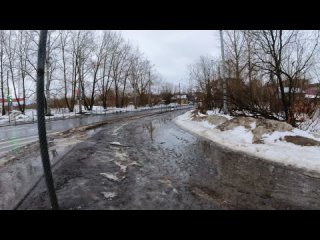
144 113 320 209
0 129 98 209
15 109 320 209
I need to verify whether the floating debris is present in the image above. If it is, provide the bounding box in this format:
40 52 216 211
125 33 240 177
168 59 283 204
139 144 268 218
110 142 122 146
100 172 125 182
101 192 117 200
114 161 127 173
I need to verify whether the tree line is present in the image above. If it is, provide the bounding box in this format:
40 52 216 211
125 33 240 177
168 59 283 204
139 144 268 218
189 30 320 126
0 30 170 115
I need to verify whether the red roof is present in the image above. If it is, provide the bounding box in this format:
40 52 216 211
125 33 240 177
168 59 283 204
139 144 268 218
305 87 319 95
0 98 25 103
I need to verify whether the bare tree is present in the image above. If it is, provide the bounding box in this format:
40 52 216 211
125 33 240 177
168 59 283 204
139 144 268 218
98 31 116 110
3 31 24 113
58 30 73 111
0 30 158 114
224 30 247 81
251 30 319 125
189 56 220 112
44 30 60 115
86 31 107 110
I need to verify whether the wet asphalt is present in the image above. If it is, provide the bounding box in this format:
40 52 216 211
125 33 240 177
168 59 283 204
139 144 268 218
18 109 227 210
0 108 167 154
15 108 320 210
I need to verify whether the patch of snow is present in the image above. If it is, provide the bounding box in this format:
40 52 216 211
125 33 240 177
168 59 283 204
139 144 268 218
100 172 124 182
250 121 256 129
199 120 217 129
15 114 32 122
221 126 254 145
114 161 127 173
262 131 286 143
174 110 320 174
0 115 9 123
101 192 117 200
298 110 320 136
207 109 233 120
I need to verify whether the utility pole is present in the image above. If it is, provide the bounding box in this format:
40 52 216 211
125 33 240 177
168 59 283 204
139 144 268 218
179 82 181 106
46 59 51 115
0 74 3 115
78 49 82 114
45 36 52 116
220 30 228 114
134 81 137 109
78 74 82 114
148 70 151 107
133 66 137 110
0 30 5 116
7 70 10 114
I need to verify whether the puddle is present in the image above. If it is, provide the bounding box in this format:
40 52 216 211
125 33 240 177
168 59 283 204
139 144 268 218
0 127 98 209
142 118 170 142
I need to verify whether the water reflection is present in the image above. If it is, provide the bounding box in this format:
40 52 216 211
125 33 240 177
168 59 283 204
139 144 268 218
51 149 58 158
0 129 95 209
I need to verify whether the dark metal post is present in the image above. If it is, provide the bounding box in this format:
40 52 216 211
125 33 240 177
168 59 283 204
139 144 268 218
36 30 59 210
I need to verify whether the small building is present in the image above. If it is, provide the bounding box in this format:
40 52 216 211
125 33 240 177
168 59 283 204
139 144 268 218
304 86 320 99
0 98 26 106
171 94 188 104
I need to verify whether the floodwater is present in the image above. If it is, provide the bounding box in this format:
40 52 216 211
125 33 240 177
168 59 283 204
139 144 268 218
0 128 98 209
10 108 320 209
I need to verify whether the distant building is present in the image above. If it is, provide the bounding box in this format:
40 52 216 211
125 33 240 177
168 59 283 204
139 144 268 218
0 98 25 106
304 86 320 99
171 94 188 104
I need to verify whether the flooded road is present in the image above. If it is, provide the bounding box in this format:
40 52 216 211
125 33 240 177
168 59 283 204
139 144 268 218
0 127 99 209
0 107 185 155
17 109 224 209
12 109 320 209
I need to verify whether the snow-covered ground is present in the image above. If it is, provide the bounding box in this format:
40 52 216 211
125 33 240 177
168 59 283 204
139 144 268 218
174 110 320 173
298 108 320 137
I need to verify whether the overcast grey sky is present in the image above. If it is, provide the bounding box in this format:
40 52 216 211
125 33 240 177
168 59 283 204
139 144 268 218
120 30 221 88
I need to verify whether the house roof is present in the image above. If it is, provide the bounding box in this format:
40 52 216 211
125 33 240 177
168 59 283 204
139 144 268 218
305 87 319 95
173 94 187 99
281 87 302 93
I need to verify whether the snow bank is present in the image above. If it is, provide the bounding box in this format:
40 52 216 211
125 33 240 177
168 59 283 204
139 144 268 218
174 110 320 173
207 109 233 120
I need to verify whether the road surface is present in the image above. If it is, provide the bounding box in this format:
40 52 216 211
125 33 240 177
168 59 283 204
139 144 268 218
0 107 187 154
3 106 318 210
17 109 225 209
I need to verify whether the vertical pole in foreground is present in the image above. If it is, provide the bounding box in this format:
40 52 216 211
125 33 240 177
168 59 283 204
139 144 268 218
219 30 228 114
36 30 59 210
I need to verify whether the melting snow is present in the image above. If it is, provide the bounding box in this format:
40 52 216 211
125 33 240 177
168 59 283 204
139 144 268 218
101 192 117 200
100 173 123 182
174 110 320 173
